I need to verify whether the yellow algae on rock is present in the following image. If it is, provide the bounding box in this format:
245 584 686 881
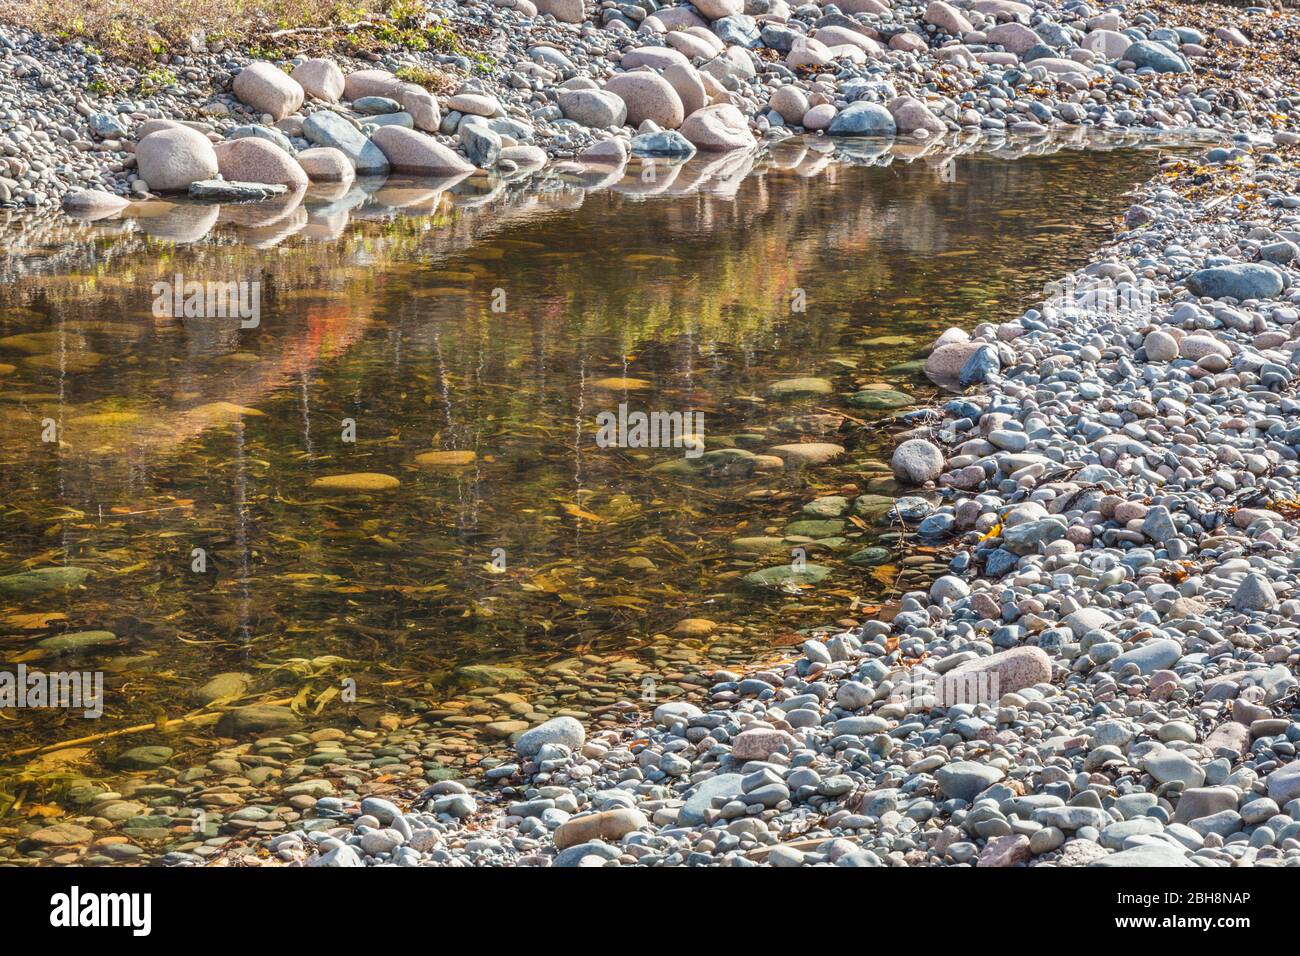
591 377 652 390
670 618 717 638
311 473 401 492
186 403 267 422
415 450 477 467
68 411 145 427
0 331 90 354
23 352 105 373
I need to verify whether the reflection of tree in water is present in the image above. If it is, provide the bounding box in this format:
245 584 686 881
0 147 1161 754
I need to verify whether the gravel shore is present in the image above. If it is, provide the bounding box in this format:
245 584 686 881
6 0 1300 868
0 0 1287 210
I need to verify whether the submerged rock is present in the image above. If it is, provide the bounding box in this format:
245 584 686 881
742 564 832 588
767 377 833 398
216 705 301 737
0 567 91 596
310 473 400 492
847 389 913 409
36 630 118 653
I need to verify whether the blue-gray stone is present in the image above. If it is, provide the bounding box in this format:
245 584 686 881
892 496 932 521
959 344 1001 385
1186 263 1284 301
89 112 129 138
527 45 575 71
1034 805 1111 830
1231 572 1277 611
1110 638 1183 674
679 773 745 826
1260 240 1298 264
554 841 621 867
1001 794 1065 817
760 23 799 52
1091 843 1193 867
353 95 403 115
359 797 402 824
311 844 363 867
1099 816 1164 849
836 849 883 866
918 513 956 537
459 119 502 167
1204 146 1244 164
630 129 696 157
1188 809 1243 837
483 116 534 142
1035 22 1074 47
1001 519 1067 555
985 548 1018 576
935 761 1004 802
361 112 415 130
740 783 790 807
302 111 390 175
1141 505 1179 543
1121 40 1189 73
828 102 897 137
713 14 761 47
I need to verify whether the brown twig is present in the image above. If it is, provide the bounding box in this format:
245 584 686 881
9 695 295 759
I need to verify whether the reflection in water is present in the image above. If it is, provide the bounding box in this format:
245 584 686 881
0 135 1166 779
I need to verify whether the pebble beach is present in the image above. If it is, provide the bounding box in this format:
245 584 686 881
2 0 1300 872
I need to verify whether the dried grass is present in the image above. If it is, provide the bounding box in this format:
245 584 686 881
0 0 393 60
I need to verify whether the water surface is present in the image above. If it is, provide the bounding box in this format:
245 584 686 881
0 139 1163 797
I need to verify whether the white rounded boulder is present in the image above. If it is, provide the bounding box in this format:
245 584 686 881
535 0 585 22
604 71 685 129
558 89 628 128
292 58 345 103
892 439 945 485
679 104 756 151
693 0 742 18
214 137 308 189
135 126 219 192
297 147 355 183
770 86 810 124
370 126 474 176
1143 328 1179 362
233 61 305 121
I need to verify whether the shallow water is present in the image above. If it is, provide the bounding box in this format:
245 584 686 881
0 139 1164 803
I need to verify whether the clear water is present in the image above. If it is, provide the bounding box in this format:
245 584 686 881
0 139 1163 809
